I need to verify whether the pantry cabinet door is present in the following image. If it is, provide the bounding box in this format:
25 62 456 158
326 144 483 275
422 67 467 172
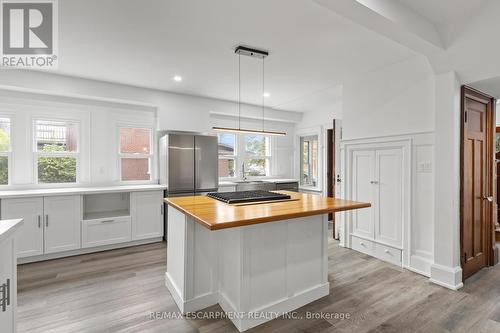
351 150 375 239
375 148 403 248
44 196 81 254
1 197 44 258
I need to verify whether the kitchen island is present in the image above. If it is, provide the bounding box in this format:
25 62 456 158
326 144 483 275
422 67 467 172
164 191 370 332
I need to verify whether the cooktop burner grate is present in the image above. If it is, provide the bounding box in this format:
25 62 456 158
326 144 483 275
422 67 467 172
206 190 291 204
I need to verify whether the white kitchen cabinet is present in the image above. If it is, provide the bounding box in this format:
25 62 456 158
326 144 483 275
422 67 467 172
131 191 164 240
43 196 81 254
1 196 81 257
348 146 405 266
0 219 22 333
352 150 376 240
82 216 132 248
1 198 44 258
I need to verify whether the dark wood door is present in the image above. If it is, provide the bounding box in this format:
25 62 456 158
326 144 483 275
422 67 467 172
461 86 495 280
327 128 334 223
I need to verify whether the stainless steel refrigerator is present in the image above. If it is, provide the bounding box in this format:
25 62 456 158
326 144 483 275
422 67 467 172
159 133 218 238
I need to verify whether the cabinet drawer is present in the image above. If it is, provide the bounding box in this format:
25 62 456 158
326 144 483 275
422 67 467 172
218 186 236 192
374 243 402 266
82 216 131 248
350 236 375 256
276 182 299 192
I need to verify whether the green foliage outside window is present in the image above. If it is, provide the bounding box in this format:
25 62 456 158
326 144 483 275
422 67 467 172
38 144 77 183
0 129 10 185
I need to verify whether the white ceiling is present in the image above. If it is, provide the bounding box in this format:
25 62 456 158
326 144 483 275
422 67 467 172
397 0 488 24
55 0 415 113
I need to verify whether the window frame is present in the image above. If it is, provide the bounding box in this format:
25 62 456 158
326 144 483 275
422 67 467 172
118 125 154 183
242 134 272 178
0 116 12 186
217 132 238 179
217 131 274 180
33 118 80 185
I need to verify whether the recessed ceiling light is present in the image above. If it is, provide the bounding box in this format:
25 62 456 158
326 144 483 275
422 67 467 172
173 75 182 82
263 92 270 98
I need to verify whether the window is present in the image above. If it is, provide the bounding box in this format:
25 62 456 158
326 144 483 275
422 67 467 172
119 127 152 181
217 132 272 178
0 118 11 185
217 133 236 178
35 120 79 184
244 135 271 177
300 135 318 187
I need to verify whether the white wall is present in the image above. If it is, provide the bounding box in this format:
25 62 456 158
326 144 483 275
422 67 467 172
0 91 156 187
342 56 435 140
0 70 302 133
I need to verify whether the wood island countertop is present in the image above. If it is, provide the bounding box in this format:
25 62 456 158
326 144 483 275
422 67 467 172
165 191 370 230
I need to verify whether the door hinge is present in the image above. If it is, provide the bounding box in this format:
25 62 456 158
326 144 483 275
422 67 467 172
464 252 467 263
464 111 467 123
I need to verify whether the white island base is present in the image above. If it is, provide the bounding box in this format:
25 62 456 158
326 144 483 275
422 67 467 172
165 207 329 332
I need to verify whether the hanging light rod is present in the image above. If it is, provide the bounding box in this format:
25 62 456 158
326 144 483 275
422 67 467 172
212 126 286 136
234 45 268 59
213 45 286 137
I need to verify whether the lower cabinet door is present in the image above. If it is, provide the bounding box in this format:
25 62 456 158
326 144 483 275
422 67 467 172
44 196 81 254
82 216 132 248
0 237 15 332
1 197 44 258
131 191 163 240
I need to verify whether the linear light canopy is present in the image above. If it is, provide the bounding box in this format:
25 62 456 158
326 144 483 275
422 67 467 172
212 126 286 136
213 45 287 137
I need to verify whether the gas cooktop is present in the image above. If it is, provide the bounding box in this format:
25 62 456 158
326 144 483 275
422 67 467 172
206 190 291 204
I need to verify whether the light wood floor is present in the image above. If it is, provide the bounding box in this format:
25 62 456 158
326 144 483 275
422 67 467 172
16 239 500 333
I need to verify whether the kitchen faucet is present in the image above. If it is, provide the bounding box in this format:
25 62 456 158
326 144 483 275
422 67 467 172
241 163 248 181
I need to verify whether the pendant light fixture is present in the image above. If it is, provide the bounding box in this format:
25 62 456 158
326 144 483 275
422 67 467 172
213 45 286 136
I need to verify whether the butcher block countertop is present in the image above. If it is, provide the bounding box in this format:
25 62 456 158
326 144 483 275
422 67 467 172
165 191 370 230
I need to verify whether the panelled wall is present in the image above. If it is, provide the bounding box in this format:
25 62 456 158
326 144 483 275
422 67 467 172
340 56 436 276
340 133 434 275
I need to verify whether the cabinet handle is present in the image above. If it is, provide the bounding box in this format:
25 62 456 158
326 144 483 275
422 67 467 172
370 181 379 184
45 214 49 227
38 215 41 228
384 249 390 254
100 220 115 223
360 242 365 246
161 204 164 215
0 278 9 312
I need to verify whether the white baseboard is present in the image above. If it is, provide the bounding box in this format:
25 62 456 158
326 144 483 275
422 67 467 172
407 255 432 277
165 272 218 314
219 283 330 332
18 237 163 264
429 263 463 290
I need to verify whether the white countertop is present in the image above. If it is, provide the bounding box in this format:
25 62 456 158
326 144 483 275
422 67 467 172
219 178 299 186
0 184 167 199
0 219 23 243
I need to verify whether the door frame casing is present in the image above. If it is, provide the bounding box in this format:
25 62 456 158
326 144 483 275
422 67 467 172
460 85 496 280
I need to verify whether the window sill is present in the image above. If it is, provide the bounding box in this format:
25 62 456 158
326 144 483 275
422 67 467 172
299 186 323 193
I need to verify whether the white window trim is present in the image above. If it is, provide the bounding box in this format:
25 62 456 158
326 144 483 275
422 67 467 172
118 125 154 184
218 132 274 180
296 126 323 192
33 118 81 185
0 115 12 186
